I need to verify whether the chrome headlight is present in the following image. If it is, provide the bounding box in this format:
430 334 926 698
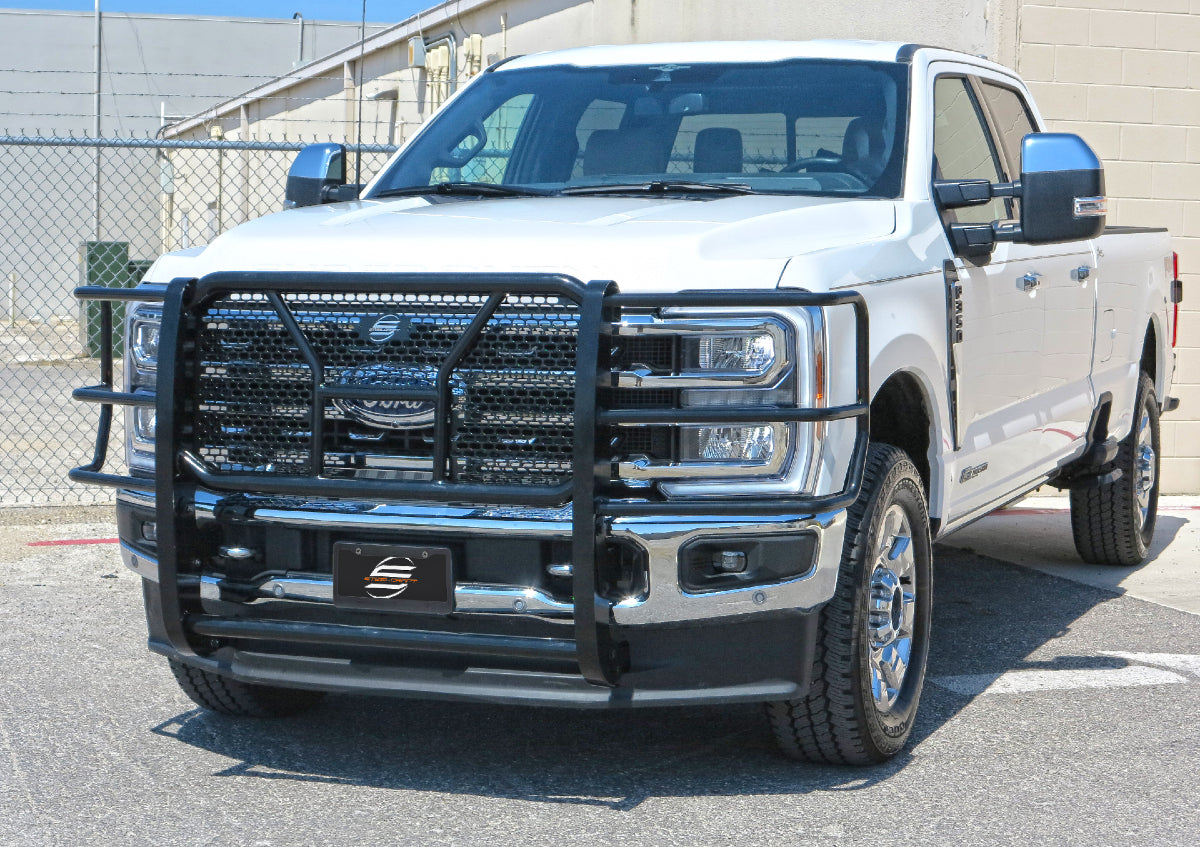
610 310 825 495
125 305 160 472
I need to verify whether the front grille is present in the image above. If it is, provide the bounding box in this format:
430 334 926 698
193 289 580 487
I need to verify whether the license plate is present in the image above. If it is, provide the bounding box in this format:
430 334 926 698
333 543 454 614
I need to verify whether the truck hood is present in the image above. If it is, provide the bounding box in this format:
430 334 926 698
162 194 897 293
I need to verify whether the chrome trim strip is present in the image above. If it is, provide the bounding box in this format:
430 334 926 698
196 572 575 619
192 490 576 536
829 269 940 291
1074 196 1107 217
455 583 573 616
120 540 158 582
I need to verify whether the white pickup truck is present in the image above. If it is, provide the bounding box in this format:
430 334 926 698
74 40 1182 764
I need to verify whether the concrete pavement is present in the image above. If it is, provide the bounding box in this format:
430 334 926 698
939 494 1200 616
1 499 1199 846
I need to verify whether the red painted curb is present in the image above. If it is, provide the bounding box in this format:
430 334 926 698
27 538 119 547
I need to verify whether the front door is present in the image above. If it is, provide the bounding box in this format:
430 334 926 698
931 70 1095 522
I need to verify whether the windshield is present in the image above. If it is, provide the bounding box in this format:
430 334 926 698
368 59 909 199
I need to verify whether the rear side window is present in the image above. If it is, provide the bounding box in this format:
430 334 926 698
932 76 1007 225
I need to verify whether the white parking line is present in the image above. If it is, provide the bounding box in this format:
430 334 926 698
1100 651 1200 677
932 665 1190 697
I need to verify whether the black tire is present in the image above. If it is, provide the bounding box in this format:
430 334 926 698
767 443 932 765
1070 372 1160 566
169 658 325 717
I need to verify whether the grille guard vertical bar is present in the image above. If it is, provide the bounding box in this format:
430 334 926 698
572 280 619 687
266 292 326 476
86 300 114 473
434 291 506 482
154 277 199 656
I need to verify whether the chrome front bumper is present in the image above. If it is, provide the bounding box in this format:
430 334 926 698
119 489 846 626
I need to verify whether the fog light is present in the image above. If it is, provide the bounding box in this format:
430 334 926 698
680 533 818 593
140 521 157 542
715 551 747 573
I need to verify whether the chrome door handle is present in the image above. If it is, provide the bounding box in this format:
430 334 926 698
1020 271 1042 292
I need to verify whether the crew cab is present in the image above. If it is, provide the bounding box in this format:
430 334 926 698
73 41 1182 764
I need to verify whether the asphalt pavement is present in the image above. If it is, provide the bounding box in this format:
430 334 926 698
1 500 1198 846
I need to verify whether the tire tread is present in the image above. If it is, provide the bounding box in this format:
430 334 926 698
169 658 324 718
1070 373 1158 567
767 443 928 766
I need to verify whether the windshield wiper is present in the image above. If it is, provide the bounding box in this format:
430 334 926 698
561 180 755 197
373 181 556 199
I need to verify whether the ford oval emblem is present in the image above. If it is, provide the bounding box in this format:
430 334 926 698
332 365 437 430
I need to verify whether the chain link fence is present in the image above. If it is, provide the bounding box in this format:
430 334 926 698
0 135 396 505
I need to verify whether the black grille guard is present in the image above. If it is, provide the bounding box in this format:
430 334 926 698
72 272 869 687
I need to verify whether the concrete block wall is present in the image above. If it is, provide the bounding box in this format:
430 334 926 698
1018 1 1199 493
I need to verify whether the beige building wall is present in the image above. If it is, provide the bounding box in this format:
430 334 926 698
1015 0 1199 492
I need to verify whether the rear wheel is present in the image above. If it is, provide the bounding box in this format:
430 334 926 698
169 658 325 717
767 443 932 765
1070 372 1160 566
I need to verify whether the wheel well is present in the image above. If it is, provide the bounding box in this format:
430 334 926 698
869 372 932 495
1141 322 1157 383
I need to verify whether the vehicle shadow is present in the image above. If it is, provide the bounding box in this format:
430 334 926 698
152 694 912 808
150 526 1174 805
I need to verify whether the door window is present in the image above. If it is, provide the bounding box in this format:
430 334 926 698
932 76 1007 225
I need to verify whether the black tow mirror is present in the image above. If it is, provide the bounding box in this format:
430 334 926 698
284 144 363 208
1017 133 1106 245
936 132 1106 258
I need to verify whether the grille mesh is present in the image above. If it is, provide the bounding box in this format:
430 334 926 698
192 289 580 487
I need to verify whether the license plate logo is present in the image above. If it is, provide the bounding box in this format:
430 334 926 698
363 557 418 598
334 543 453 613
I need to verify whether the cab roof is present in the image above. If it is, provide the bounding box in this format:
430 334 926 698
500 40 944 71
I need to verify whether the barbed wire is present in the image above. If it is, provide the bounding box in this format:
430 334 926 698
0 110 417 128
0 130 400 144
0 68 345 80
0 68 472 83
0 134 398 151
0 94 434 107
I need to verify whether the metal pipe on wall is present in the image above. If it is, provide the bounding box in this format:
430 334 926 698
293 12 304 67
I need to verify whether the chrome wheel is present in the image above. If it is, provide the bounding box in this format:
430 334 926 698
1134 408 1156 532
866 504 916 713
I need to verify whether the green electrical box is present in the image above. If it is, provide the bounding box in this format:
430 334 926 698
82 242 154 358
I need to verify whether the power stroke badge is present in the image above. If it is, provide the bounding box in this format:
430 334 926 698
333 543 454 614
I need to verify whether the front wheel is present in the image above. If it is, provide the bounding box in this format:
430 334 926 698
767 443 932 765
